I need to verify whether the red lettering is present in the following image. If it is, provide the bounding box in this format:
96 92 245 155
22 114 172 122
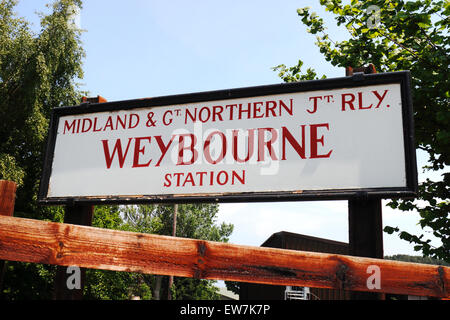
209 171 214 185
232 129 255 163
163 110 173 126
76 118 81 133
310 123 332 159
163 170 246 188
281 126 306 160
101 138 133 169
258 128 278 162
308 96 322 114
185 108 196 124
204 131 227 164
128 114 139 129
212 105 224 122
217 171 228 185
231 170 245 185
116 115 127 130
163 173 172 187
103 116 114 131
196 171 207 186
177 134 198 165
358 92 373 109
93 118 102 132
199 107 211 123
182 172 195 187
253 102 264 118
279 99 293 116
373 90 389 108
238 103 251 120
132 137 152 168
81 118 92 133
341 93 355 111
225 104 237 120
154 135 175 166
265 101 277 117
173 172 183 186
63 119 76 134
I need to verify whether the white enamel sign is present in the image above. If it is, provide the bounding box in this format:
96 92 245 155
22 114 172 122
39 73 417 203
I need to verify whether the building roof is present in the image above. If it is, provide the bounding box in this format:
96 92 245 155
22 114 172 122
217 286 238 300
261 231 349 255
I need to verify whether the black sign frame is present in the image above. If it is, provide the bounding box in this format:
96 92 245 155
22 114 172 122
38 71 417 205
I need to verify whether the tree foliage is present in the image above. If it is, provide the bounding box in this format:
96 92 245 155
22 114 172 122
0 0 234 300
385 254 450 266
0 0 85 220
274 0 449 262
0 0 86 300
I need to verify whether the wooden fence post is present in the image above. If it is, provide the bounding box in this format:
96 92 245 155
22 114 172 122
0 180 16 217
52 205 94 300
52 96 106 300
0 180 17 296
168 204 178 300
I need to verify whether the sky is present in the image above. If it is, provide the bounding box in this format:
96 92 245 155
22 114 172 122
13 0 443 258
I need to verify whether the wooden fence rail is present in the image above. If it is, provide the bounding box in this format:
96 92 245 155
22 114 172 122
0 215 448 298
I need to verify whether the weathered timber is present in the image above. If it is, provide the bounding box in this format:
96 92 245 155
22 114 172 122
0 180 17 217
53 204 94 300
0 215 448 298
0 180 17 296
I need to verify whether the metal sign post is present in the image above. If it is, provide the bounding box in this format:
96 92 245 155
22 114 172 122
346 65 384 300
